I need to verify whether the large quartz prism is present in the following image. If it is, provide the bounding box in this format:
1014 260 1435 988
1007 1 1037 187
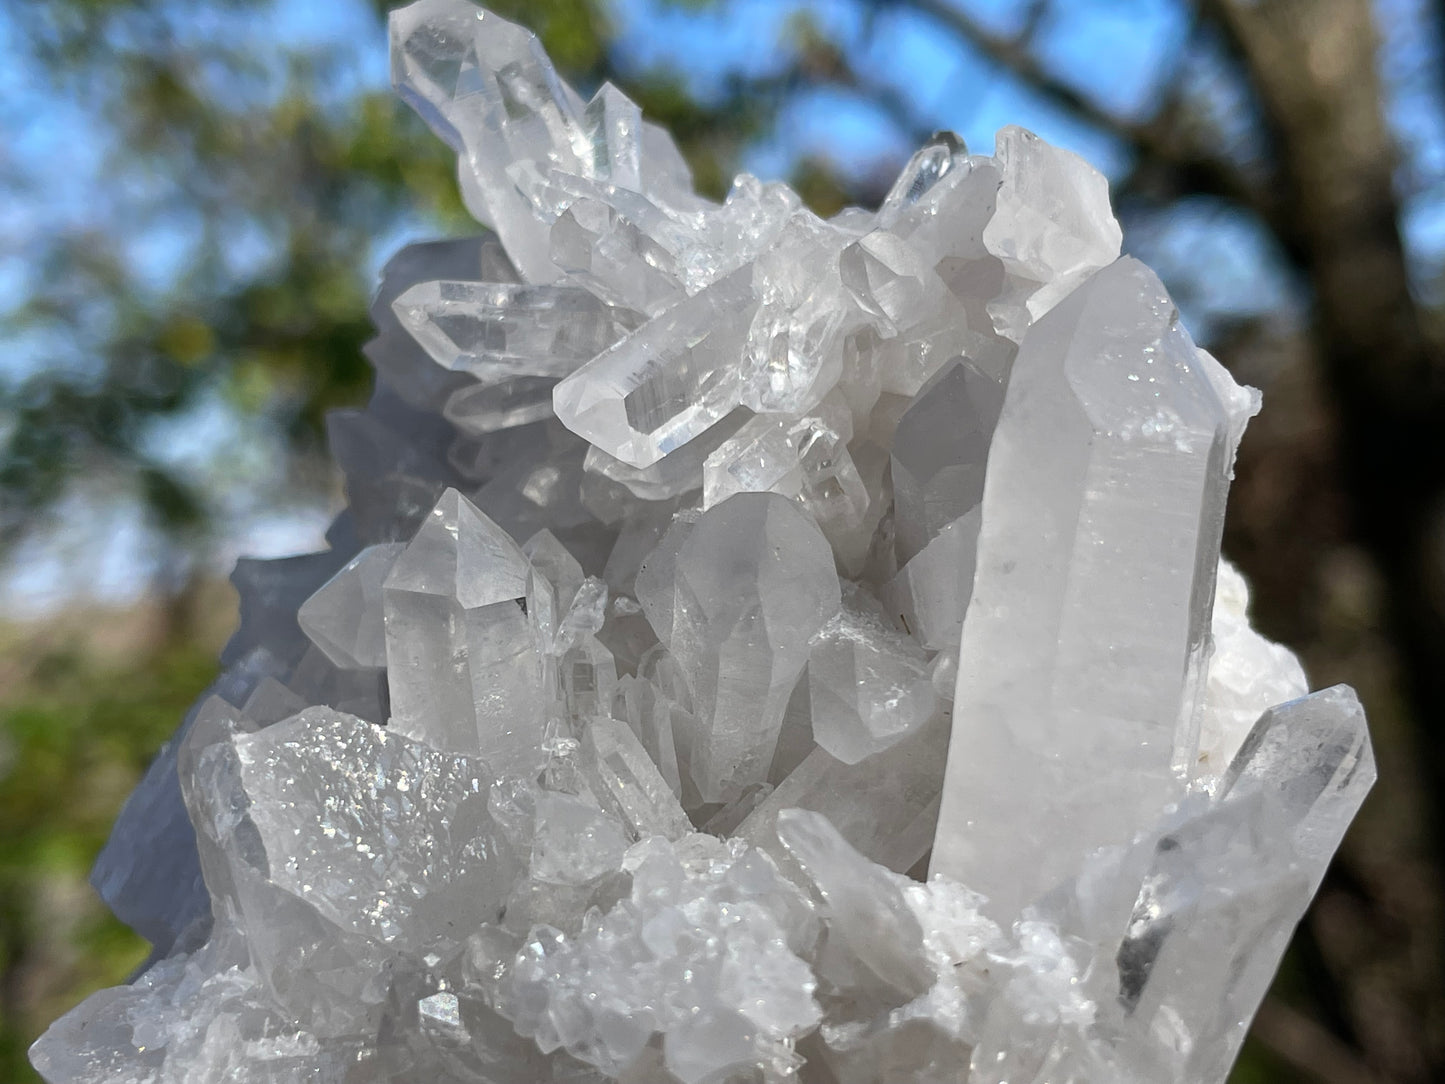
932 257 1238 920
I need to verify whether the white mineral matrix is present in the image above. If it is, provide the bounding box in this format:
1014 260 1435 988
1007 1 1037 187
31 2 1375 1082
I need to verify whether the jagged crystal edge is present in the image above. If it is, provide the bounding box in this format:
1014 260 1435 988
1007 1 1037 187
34 2 1372 1083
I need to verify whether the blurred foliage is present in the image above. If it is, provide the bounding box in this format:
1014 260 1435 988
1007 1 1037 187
0 621 221 1082
0 0 781 559
1 0 459 550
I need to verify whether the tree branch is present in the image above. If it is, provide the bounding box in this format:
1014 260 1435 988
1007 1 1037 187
1251 998 1387 1084
874 0 1283 231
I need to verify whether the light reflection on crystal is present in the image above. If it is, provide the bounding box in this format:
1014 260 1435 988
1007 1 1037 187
34 4 1373 1083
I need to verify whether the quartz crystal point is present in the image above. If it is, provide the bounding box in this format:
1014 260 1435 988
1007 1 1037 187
553 269 759 468
636 492 840 802
298 542 405 669
36 3 1377 1082
984 125 1124 340
1220 684 1375 889
384 487 544 771
394 279 641 380
932 256 1239 921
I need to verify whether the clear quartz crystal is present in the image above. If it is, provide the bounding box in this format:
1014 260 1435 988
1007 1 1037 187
807 587 936 764
932 257 1241 921
297 542 406 670
983 125 1124 339
40 5 1376 1083
553 269 759 468
383 487 545 772
393 279 641 380
636 492 840 802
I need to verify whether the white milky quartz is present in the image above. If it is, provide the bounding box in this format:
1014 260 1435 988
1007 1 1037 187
35 3 1374 1083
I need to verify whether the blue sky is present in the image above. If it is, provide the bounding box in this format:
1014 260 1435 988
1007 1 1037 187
3 0 1444 616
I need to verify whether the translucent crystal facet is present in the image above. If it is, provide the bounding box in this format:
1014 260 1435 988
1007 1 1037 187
383 487 545 771
553 269 759 468
394 279 640 380
39 5 1375 1083
298 542 406 670
637 492 840 802
932 257 1239 920
807 587 936 764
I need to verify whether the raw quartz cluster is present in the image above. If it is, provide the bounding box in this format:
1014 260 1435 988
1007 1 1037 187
31 1 1376 1082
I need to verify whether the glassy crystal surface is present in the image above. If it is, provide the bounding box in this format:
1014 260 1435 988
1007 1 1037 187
890 359 1004 564
298 542 406 670
932 256 1241 922
807 587 936 764
38 5 1375 1083
553 269 759 468
384 487 545 772
395 280 640 380
636 492 840 802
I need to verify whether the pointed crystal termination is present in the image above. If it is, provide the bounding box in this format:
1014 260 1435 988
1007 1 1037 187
389 0 569 282
984 125 1123 340
186 708 517 1034
390 0 699 284
1104 795 1315 1084
298 543 406 670
364 236 499 414
383 487 545 772
878 130 967 222
553 268 760 468
443 374 561 435
581 82 642 191
1220 684 1376 891
932 257 1241 921
807 587 937 764
890 358 1004 565
580 715 692 841
585 408 748 502
393 280 641 381
1098 688 1376 1081
636 493 840 802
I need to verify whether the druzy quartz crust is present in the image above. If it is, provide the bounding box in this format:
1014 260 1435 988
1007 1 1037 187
31 2 1375 1082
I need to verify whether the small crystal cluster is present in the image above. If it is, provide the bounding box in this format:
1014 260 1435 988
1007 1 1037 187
32 2 1375 1082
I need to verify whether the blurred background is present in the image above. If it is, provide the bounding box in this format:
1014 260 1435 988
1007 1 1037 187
1 0 1442 1080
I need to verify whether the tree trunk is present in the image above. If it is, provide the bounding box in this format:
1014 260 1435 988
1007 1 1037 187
1214 1 1445 1078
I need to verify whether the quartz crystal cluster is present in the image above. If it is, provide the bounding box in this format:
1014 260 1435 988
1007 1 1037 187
32 2 1375 1082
